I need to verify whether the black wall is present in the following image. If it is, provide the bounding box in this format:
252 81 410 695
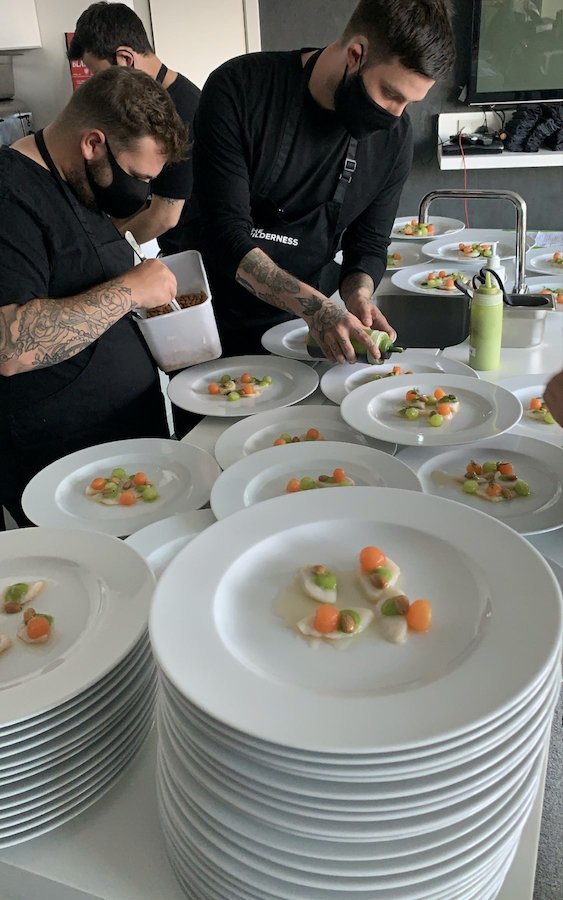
258 0 562 230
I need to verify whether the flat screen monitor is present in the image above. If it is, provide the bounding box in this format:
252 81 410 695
468 0 563 105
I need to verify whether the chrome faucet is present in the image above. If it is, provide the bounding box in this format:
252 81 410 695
418 190 528 294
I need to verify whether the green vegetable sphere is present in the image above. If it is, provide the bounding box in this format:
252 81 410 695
314 572 337 591
514 480 531 497
5 583 29 602
142 486 159 502
429 413 444 427
463 479 479 495
227 391 240 401
482 461 497 474
111 467 128 481
300 477 317 491
405 407 419 420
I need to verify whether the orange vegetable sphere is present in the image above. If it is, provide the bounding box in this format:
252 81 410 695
313 604 340 634
132 472 148 486
27 616 50 640
406 599 432 632
208 382 220 395
118 490 137 506
359 546 386 573
286 478 301 493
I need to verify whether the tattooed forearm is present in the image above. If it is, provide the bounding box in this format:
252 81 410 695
236 249 333 321
0 280 133 375
340 271 375 304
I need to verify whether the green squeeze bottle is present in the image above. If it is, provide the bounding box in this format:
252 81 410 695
469 271 503 371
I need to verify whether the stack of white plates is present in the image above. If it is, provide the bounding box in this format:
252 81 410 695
150 489 562 900
0 527 156 848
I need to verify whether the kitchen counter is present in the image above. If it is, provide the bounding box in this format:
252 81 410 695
0 312 560 900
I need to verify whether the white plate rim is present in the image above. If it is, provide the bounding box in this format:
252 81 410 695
167 355 319 416
497 374 563 447
340 374 523 447
149 488 562 752
421 230 533 263
0 528 154 727
391 263 481 297
124 510 217 575
22 438 220 537
213 405 397 469
260 320 312 361
209 441 422 519
526 246 563 276
391 216 466 241
320 356 479 406
396 433 563 535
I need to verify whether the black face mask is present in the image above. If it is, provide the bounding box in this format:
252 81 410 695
84 137 151 218
333 60 402 140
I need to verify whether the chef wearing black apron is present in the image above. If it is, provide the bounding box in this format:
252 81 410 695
192 48 414 359
0 131 168 526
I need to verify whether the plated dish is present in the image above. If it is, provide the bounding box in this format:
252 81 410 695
392 216 465 240
320 355 478 406
340 374 523 448
125 511 217 581
168 356 319 416
497 375 563 447
526 247 563 276
335 242 425 270
212 406 394 469
391 264 478 298
422 230 533 264
397 434 563 535
524 276 563 308
149 487 563 751
0 527 154 727
22 439 220 538
209 441 421 519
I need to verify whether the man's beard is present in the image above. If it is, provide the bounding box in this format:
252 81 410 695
66 156 111 211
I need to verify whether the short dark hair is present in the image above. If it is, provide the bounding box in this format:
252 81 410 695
68 2 153 62
343 0 455 80
59 68 187 163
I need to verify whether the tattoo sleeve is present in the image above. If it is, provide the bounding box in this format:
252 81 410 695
0 280 133 375
340 271 375 304
235 248 346 336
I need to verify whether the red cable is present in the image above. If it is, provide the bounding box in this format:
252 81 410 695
458 133 470 228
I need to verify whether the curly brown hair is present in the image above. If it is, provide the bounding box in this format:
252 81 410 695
59 67 188 162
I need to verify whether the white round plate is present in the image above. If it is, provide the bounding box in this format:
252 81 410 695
340 374 522 448
22 439 220 538
392 216 465 240
260 320 315 361
422 230 532 263
526 246 563 276
213 405 396 469
0 528 154 728
397 434 563 536
125 511 216 580
384 241 427 269
320 356 478 406
524 276 563 307
150 488 562 752
209 441 421 519
168 356 319 416
391 264 480 297
336 242 426 270
497 375 563 447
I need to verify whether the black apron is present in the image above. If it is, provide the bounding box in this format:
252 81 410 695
0 131 168 526
204 50 358 357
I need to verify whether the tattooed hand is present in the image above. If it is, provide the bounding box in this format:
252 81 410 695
340 272 396 342
305 301 383 364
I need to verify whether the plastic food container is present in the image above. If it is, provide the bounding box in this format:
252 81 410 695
501 306 548 348
136 250 221 373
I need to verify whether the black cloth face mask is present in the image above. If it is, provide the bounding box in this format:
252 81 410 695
85 137 151 218
333 55 402 139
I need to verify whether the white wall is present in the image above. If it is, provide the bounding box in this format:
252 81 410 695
11 0 153 128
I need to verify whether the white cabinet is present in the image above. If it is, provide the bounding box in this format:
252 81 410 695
149 0 260 89
0 0 41 50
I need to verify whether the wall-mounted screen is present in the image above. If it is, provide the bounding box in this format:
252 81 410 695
468 0 563 104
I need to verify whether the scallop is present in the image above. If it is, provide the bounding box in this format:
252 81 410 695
297 608 374 641
357 557 401 603
299 567 337 604
0 634 12 654
17 626 50 645
375 611 408 645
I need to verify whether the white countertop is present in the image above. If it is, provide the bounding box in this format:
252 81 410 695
0 308 561 900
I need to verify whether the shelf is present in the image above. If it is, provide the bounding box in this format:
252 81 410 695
436 111 563 170
438 145 563 170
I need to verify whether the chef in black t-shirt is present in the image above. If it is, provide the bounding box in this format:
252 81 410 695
68 2 200 255
0 68 186 526
193 0 454 365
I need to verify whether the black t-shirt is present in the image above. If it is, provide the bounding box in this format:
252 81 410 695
154 72 201 256
193 50 413 291
0 147 134 416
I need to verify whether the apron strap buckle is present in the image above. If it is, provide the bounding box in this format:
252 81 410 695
340 157 357 184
